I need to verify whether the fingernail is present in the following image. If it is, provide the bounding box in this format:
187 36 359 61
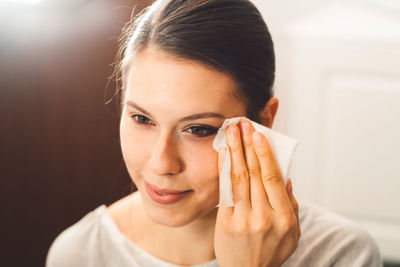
252 132 263 145
228 125 237 138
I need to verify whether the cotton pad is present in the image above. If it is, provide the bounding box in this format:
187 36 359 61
212 117 299 207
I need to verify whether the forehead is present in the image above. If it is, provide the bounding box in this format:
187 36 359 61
125 48 246 117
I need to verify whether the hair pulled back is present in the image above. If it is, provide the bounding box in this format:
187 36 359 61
110 0 275 123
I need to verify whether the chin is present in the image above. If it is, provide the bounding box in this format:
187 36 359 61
142 198 218 228
145 205 197 227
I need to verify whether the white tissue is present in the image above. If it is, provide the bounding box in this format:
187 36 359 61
212 117 298 207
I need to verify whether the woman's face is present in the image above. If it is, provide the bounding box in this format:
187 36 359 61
120 48 247 227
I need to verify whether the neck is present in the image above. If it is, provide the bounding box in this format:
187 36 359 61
130 192 218 266
155 209 217 264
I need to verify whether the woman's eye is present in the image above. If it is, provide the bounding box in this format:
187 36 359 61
130 115 217 137
187 126 218 138
131 114 153 125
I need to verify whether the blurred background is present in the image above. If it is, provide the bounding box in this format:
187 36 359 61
0 0 399 266
0 0 149 266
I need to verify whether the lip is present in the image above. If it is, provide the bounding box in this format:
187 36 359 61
144 181 192 205
147 182 189 194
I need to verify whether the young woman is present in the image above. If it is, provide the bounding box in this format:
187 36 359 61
46 0 382 266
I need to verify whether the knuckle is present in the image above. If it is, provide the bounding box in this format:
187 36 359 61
250 213 272 234
251 220 272 234
292 201 299 213
251 223 264 234
244 140 253 150
292 196 299 208
278 215 297 236
232 170 249 184
248 167 261 178
231 221 249 236
262 173 282 185
290 196 299 213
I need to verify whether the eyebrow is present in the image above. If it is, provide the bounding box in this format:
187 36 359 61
125 100 226 122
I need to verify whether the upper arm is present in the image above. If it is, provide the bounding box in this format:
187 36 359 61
46 232 73 267
329 226 383 267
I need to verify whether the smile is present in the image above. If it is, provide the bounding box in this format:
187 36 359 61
144 181 193 205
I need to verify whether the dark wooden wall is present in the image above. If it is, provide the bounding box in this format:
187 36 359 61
0 0 152 266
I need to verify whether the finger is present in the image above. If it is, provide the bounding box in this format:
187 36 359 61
218 146 227 175
217 147 234 216
226 124 251 211
252 131 292 213
238 119 270 211
217 205 234 219
286 178 301 239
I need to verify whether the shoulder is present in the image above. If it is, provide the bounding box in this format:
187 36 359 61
45 205 108 267
46 194 143 267
284 201 383 267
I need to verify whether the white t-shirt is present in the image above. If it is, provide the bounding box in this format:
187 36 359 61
46 201 382 267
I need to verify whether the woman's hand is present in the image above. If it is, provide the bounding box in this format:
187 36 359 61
214 119 301 267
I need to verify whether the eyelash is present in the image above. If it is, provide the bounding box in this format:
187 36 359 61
130 114 219 138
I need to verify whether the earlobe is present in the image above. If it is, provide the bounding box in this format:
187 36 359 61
259 97 279 128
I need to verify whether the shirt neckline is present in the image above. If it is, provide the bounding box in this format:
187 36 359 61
96 204 219 267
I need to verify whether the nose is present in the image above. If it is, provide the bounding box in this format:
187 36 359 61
148 132 183 176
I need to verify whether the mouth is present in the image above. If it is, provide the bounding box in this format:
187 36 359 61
146 181 191 194
144 181 193 204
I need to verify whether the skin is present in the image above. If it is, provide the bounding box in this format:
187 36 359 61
106 47 300 266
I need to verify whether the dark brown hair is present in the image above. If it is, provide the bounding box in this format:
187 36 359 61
109 0 275 123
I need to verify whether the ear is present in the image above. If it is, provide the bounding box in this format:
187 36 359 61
259 97 279 128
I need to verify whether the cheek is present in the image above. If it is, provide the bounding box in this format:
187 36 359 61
120 118 151 176
183 141 219 184
184 142 220 207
